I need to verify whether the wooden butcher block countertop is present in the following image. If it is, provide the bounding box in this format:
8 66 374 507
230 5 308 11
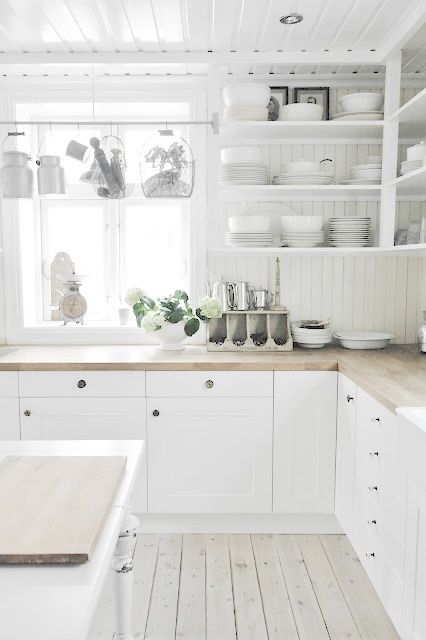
0 344 425 412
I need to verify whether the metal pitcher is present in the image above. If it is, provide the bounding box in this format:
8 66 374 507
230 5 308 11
227 281 251 311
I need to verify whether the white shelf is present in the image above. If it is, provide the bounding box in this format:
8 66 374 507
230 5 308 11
389 88 426 138
209 245 426 258
219 184 381 201
218 120 384 141
387 165 426 194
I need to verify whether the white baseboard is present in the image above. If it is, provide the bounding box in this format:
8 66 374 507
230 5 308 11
136 513 343 534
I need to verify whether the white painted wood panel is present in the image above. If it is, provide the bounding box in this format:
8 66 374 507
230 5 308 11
0 372 18 397
335 374 357 536
0 398 20 440
146 371 273 398
19 371 146 398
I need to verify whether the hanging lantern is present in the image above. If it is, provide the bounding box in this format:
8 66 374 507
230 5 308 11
140 129 194 198
89 135 133 199
0 132 33 199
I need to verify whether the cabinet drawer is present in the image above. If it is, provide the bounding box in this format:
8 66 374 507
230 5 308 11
357 387 398 450
146 371 273 398
356 456 406 541
357 426 407 501
354 520 403 634
0 372 18 397
354 478 405 577
19 371 146 397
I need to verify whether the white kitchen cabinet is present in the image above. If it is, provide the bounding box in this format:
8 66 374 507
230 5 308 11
146 397 273 513
19 397 147 513
273 371 337 513
0 398 20 439
335 373 357 535
403 478 426 640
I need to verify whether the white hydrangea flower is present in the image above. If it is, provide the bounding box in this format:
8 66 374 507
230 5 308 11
141 310 165 332
125 287 145 307
197 295 223 319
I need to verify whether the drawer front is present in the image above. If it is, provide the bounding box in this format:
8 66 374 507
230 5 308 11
354 519 404 635
357 426 407 501
357 387 398 450
354 478 405 577
19 371 146 397
356 456 406 541
146 371 273 398
0 372 18 397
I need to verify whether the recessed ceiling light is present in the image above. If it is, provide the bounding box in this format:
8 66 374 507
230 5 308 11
280 13 303 25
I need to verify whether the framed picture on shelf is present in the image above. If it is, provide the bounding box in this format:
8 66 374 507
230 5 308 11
268 86 288 121
294 87 330 120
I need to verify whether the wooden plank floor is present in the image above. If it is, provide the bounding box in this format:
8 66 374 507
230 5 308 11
90 534 400 640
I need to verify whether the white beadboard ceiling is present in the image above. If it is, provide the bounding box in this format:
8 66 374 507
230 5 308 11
0 0 424 76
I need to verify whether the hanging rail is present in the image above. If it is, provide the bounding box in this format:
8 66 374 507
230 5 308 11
0 114 220 133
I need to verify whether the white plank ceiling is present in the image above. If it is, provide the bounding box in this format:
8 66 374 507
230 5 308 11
0 0 423 76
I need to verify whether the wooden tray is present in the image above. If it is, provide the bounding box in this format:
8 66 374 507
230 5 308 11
0 455 126 564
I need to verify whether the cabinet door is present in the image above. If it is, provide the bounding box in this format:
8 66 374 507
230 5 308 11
335 373 357 535
20 397 147 513
0 398 20 440
402 478 426 640
147 397 273 513
273 371 337 513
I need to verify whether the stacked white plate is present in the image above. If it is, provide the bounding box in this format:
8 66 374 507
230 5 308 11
331 111 384 121
291 322 333 349
281 231 324 248
225 232 275 247
332 92 384 121
342 159 382 185
219 162 269 185
328 217 371 247
272 172 333 185
400 159 423 175
223 105 268 121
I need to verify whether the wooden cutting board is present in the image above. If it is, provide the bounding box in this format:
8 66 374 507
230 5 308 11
0 455 127 564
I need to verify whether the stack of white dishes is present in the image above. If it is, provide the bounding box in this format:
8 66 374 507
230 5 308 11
219 162 269 185
226 215 274 247
291 321 333 349
400 159 423 175
331 92 384 121
274 158 334 185
223 83 270 122
328 217 371 247
401 141 426 175
342 155 382 185
281 215 324 247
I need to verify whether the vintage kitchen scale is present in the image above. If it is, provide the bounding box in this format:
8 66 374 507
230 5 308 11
57 273 88 325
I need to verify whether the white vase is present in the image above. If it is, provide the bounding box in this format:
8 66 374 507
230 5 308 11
156 321 188 351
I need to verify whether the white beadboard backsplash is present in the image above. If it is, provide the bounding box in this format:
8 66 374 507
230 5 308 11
208 255 426 344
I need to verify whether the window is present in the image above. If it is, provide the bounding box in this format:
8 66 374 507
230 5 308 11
2 89 206 342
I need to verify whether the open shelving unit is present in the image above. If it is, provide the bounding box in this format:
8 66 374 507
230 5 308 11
206 59 426 257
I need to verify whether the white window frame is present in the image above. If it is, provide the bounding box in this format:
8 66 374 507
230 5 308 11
0 77 207 344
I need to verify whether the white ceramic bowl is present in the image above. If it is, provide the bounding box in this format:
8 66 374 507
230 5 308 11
223 83 271 107
228 216 271 232
334 331 393 349
407 141 426 161
281 215 323 232
220 146 262 164
339 92 383 113
281 160 321 173
279 103 323 121
350 168 382 180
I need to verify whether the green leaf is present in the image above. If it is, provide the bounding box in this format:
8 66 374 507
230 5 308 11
173 289 188 303
168 309 185 323
184 317 200 336
196 307 208 322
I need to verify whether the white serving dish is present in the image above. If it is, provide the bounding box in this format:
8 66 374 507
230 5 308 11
220 146 262 164
279 103 323 121
407 140 426 161
339 92 383 113
223 83 271 107
228 216 271 232
281 215 323 231
334 331 393 349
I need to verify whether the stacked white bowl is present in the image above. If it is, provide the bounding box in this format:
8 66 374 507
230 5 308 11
273 159 333 186
219 146 269 185
328 217 371 247
332 92 384 120
401 140 426 175
226 215 274 247
279 103 323 121
223 83 271 122
281 215 324 247
291 321 333 349
343 155 382 185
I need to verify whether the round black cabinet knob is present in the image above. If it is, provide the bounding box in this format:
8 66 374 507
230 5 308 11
77 380 86 389
24 410 31 417
152 409 160 417
205 380 214 389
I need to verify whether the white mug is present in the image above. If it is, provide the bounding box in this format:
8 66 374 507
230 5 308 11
66 139 90 162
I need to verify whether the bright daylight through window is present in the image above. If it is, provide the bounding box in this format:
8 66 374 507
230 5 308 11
13 100 191 329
